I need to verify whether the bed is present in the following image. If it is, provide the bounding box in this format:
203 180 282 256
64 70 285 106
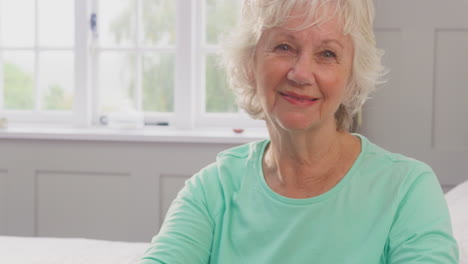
0 236 150 264
446 180 468 263
0 181 467 264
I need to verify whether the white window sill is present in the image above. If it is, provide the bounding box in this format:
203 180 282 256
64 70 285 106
0 125 269 144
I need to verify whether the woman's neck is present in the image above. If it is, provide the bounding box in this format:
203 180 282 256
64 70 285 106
263 121 359 198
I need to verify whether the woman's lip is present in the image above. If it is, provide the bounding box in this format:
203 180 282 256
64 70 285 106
279 92 319 106
279 92 319 101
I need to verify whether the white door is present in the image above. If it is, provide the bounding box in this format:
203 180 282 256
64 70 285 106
361 0 468 191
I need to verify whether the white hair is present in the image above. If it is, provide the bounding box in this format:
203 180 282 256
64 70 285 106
220 0 386 131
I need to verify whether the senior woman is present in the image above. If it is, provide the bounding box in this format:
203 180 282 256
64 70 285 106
140 0 459 263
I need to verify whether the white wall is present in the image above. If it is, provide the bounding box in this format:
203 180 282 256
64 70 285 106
0 137 239 242
360 0 468 192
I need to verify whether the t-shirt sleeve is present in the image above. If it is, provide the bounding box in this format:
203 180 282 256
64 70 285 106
139 166 219 264
386 165 459 263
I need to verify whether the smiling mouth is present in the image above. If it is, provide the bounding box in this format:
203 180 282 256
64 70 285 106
279 92 319 102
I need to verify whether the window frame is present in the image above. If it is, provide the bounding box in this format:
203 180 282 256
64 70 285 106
0 0 264 130
0 0 76 125
193 0 264 129
90 0 177 127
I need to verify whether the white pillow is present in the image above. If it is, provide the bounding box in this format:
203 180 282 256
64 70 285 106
445 180 468 264
0 236 149 264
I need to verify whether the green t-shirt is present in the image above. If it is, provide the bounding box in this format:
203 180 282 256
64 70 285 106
140 134 459 264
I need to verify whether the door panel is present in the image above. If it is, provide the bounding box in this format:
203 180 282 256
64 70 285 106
361 0 468 190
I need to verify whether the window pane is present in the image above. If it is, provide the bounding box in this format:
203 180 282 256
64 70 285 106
2 52 35 110
0 0 35 47
205 0 240 44
99 0 135 47
98 52 137 112
141 0 175 46
38 0 74 47
39 51 74 111
142 53 174 112
205 54 237 113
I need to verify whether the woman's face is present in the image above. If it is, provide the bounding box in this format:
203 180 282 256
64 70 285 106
252 11 354 132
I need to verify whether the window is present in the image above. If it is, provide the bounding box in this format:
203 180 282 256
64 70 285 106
203 0 239 114
92 0 176 121
196 0 260 128
0 0 75 123
0 0 263 129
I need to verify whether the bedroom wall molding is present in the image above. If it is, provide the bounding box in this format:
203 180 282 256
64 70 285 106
34 170 132 240
360 0 468 190
158 174 191 225
0 169 7 234
432 28 468 151
0 138 237 242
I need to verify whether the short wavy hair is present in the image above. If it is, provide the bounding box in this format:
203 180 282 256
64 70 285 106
220 0 386 131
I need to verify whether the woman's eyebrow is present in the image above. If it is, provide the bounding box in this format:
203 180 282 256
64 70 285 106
270 30 345 50
321 39 344 49
273 31 297 41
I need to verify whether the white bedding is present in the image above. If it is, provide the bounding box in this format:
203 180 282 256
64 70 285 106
0 236 149 264
446 180 468 264
0 181 466 264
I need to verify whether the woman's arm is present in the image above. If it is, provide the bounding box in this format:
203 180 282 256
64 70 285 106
386 167 459 263
139 166 219 264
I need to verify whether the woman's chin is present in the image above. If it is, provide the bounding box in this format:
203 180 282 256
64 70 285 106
273 114 322 132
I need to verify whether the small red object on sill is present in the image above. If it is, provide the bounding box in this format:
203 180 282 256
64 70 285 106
233 128 244 134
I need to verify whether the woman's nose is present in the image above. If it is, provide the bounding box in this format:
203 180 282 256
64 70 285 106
286 54 315 87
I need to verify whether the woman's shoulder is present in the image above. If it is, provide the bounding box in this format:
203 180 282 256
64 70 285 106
354 135 444 214
185 139 268 218
196 139 268 175
356 134 438 194
211 138 268 183
216 138 269 161
357 134 433 173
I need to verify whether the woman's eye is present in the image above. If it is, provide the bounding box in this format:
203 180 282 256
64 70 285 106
274 44 291 52
321 50 336 58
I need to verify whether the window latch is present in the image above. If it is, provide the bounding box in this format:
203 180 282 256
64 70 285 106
90 13 98 39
